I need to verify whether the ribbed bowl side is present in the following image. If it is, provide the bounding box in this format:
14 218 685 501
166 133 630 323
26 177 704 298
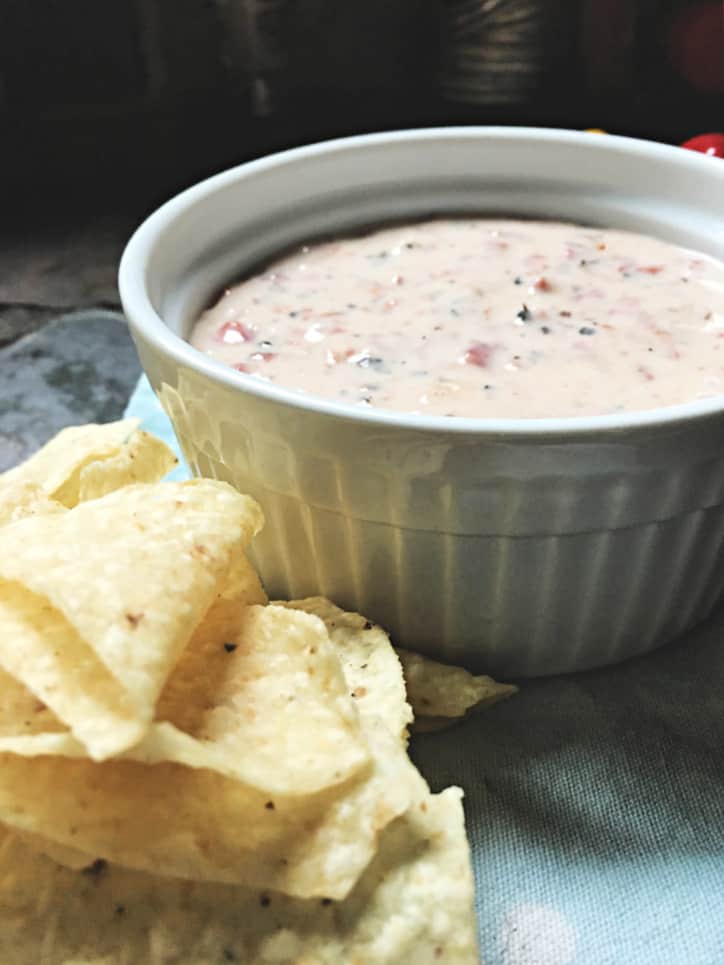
138 349 724 678
183 430 724 677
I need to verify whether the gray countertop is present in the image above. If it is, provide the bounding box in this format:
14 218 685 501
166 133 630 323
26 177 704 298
0 210 143 469
0 311 142 471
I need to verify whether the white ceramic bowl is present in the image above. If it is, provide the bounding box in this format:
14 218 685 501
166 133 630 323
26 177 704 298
119 127 724 676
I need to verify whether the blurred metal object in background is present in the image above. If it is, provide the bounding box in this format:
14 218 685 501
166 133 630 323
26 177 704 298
440 0 572 105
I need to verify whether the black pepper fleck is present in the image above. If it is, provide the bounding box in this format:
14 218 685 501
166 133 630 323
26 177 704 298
516 304 532 322
83 859 107 877
260 894 272 908
115 905 125 916
223 642 237 653
265 800 275 810
321 898 333 906
363 620 373 630
579 326 596 335
514 276 523 285
541 326 551 334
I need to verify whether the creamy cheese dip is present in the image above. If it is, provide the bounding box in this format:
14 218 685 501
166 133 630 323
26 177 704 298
189 218 724 418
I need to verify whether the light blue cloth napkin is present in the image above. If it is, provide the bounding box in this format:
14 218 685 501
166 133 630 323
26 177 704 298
126 375 724 965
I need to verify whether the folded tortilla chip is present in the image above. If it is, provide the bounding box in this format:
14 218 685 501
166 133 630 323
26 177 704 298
0 479 65 526
0 603 368 796
0 480 264 759
76 428 178 502
153 604 369 794
281 599 516 733
397 647 518 732
0 419 176 507
0 602 416 898
279 597 413 743
0 665 67 740
0 784 478 964
0 715 415 899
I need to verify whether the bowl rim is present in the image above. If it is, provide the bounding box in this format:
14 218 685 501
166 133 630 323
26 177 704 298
119 125 724 437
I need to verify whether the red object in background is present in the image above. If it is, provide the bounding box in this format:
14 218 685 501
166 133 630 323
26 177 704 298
681 133 724 158
667 2 724 93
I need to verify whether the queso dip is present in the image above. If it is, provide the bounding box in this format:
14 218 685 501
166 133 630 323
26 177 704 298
189 219 724 418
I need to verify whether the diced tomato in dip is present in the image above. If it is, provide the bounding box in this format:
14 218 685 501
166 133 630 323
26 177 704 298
189 219 724 418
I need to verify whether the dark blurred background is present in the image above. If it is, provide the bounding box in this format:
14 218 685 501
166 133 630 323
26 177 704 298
1 0 722 209
0 0 721 373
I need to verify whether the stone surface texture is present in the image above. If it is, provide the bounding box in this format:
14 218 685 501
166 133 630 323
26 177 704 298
0 312 141 471
0 208 142 469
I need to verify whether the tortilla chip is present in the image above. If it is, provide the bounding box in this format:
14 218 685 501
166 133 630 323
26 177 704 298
152 604 368 794
0 602 367 795
396 647 518 731
280 599 515 733
0 420 172 507
0 481 264 759
278 598 413 743
0 785 478 964
76 428 178 502
0 665 67 740
0 715 415 898
0 424 481 958
10 830 94 872
0 479 65 526
0 602 416 898
0 582 145 757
